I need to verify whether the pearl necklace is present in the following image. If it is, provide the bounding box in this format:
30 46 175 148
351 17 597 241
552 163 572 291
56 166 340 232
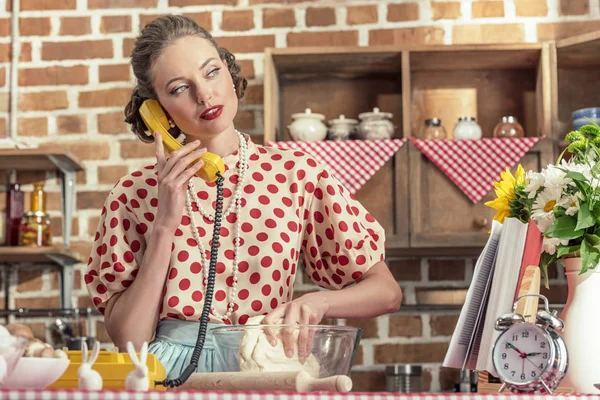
184 131 248 320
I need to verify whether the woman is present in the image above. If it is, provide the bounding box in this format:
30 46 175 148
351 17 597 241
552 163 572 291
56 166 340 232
85 14 402 380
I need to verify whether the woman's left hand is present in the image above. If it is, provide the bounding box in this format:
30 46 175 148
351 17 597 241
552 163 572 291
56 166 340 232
262 293 330 362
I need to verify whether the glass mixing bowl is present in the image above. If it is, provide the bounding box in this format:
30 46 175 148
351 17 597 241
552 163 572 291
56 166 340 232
212 324 361 378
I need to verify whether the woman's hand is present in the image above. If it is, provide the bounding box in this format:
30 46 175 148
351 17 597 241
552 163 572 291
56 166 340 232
262 293 330 363
154 132 207 232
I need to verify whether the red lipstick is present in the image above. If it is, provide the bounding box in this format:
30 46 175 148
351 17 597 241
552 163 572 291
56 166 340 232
200 105 223 121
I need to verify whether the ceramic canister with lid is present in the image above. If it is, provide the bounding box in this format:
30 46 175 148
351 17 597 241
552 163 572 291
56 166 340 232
328 114 358 140
357 107 394 140
287 108 328 142
453 116 482 140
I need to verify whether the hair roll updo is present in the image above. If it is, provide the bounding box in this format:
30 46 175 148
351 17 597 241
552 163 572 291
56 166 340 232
124 14 248 143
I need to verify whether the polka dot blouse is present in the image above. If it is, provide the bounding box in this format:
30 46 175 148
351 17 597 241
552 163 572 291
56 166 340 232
85 134 386 325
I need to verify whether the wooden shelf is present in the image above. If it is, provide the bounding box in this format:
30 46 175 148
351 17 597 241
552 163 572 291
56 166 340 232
0 148 84 172
0 246 82 264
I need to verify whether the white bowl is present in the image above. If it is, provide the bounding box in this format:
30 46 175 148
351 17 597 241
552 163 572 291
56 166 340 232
3 357 70 389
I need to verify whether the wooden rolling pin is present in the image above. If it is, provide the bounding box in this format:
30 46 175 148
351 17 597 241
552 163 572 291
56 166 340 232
175 371 353 393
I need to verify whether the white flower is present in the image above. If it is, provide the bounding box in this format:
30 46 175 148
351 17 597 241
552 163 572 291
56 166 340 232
532 186 563 220
542 237 570 255
535 214 555 233
525 171 545 199
559 194 580 216
542 165 570 190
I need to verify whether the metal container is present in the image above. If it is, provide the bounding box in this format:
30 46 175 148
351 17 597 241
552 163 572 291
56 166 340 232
385 364 423 392
66 336 96 351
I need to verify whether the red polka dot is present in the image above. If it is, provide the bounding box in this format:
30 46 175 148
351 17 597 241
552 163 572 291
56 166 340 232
192 291 203 301
332 274 342 285
177 250 189 262
370 241 378 251
123 251 134 263
238 289 249 300
297 170 306 180
145 178 157 186
122 180 133 187
136 188 147 199
93 297 103 305
151 198 158 207
130 199 140 208
109 235 117 246
183 306 195 316
267 184 278 194
215 290 226 301
101 261 110 270
136 223 148 234
307 158 317 167
190 262 201 274
110 218 118 229
244 185 255 194
326 228 334 240
282 197 292 207
178 278 190 290
96 284 107 294
366 213 375 222
110 201 119 211
272 243 283 253
270 298 278 309
251 300 263 311
238 261 249 273
250 208 262 218
258 195 270 205
257 232 269 241
168 296 179 307
224 250 235 260
250 273 261 284
260 163 272 171
242 223 253 232
216 262 226 274
261 285 271 296
181 216 191 226
283 259 290 270
314 212 324 223
104 273 115 282
339 256 349 266
85 274 94 284
280 232 290 243
265 219 277 228
238 314 249 324
252 172 264 181
273 208 284 218
248 246 260 256
272 270 281 281
261 256 272 268
114 262 125 272
169 268 178 280
339 221 348 232
175 228 184 237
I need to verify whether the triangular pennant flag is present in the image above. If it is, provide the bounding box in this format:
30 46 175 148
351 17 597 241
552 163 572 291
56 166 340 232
410 137 542 204
266 139 406 194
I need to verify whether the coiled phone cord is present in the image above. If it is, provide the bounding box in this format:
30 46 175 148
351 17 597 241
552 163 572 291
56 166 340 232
155 172 225 388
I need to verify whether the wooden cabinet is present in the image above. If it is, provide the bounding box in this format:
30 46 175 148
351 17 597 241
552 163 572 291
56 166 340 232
262 37 588 252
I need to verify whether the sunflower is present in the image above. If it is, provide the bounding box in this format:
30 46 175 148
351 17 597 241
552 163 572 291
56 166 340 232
485 164 527 224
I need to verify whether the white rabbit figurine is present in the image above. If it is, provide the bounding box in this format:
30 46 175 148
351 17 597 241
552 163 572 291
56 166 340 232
78 341 103 391
125 341 149 391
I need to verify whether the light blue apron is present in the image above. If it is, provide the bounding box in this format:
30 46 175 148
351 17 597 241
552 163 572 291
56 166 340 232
148 319 225 380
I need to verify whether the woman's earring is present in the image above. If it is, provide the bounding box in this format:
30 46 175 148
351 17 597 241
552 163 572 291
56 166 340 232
233 83 236 95
168 119 175 128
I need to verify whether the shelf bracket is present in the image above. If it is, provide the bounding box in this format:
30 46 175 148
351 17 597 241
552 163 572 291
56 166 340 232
47 155 76 248
46 253 76 310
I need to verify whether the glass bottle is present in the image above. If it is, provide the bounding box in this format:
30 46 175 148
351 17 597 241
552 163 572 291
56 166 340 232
420 118 447 139
5 180 24 246
493 116 524 138
19 184 52 247
453 116 482 140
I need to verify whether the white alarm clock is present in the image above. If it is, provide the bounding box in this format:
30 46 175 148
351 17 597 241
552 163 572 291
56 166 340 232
492 293 568 394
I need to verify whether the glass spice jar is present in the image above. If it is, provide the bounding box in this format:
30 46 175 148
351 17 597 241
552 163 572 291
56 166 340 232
420 118 447 139
493 116 524 138
19 211 52 247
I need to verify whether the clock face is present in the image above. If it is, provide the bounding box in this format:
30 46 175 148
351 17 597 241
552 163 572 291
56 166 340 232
492 324 553 385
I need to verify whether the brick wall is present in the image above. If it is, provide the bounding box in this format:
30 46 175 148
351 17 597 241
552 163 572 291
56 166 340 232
0 0 594 392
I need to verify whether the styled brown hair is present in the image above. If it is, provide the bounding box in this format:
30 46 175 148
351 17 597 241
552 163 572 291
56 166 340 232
124 14 248 143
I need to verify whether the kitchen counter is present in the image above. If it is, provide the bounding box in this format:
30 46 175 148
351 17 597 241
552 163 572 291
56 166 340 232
1 390 598 400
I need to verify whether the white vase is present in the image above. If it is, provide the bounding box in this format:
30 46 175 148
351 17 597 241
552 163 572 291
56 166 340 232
559 257 600 393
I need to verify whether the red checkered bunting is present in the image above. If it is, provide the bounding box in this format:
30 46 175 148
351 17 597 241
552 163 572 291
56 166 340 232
266 139 406 194
410 137 542 204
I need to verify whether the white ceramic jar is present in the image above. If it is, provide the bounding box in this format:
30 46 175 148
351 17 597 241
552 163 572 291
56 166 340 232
287 108 327 142
328 114 358 140
453 116 482 140
357 107 394 140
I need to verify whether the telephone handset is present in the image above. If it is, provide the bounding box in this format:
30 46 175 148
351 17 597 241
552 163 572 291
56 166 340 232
139 98 225 388
139 99 225 182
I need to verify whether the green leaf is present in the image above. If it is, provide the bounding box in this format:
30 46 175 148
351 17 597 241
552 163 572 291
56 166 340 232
580 239 600 274
545 215 585 240
593 161 600 176
586 233 600 248
576 203 596 230
554 206 566 219
566 171 589 182
556 244 581 258
592 205 600 220
540 252 557 289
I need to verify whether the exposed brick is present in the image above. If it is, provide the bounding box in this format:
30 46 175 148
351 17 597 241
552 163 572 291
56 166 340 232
370 27 444 45
89 0 158 8
216 35 275 54
49 215 79 238
237 59 255 80
42 40 113 61
243 85 263 106
537 21 600 40
170 0 236 5
430 315 459 336
182 13 212 30
19 65 88 86
306 7 336 27
21 42 32 62
429 259 465 281
50 268 81 290
78 295 95 308
98 111 128 134
347 5 378 25
387 258 421 281
20 18 51 36
250 0 314 3
18 117 48 136
99 64 130 83
353 345 363 365
453 23 525 44
79 88 131 108
88 216 101 235
0 117 5 137
221 10 254 32
15 296 60 309
287 31 357 47
78 191 111 209
389 315 422 337
57 115 87 134
122 38 135 58
0 66 5 87
432 2 462 19
60 17 91 35
0 18 10 36
98 165 130 184
345 318 379 338
19 0 76 11
388 3 420 22
472 1 505 17
101 15 131 33
120 140 155 159
17 268 43 292
42 141 110 161
70 241 94 263
96 321 112 343
19 91 68 111
234 110 255 131
374 342 448 364
139 14 166 30
559 0 589 15
351 371 386 392
263 9 296 28
0 43 8 63
515 0 547 16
